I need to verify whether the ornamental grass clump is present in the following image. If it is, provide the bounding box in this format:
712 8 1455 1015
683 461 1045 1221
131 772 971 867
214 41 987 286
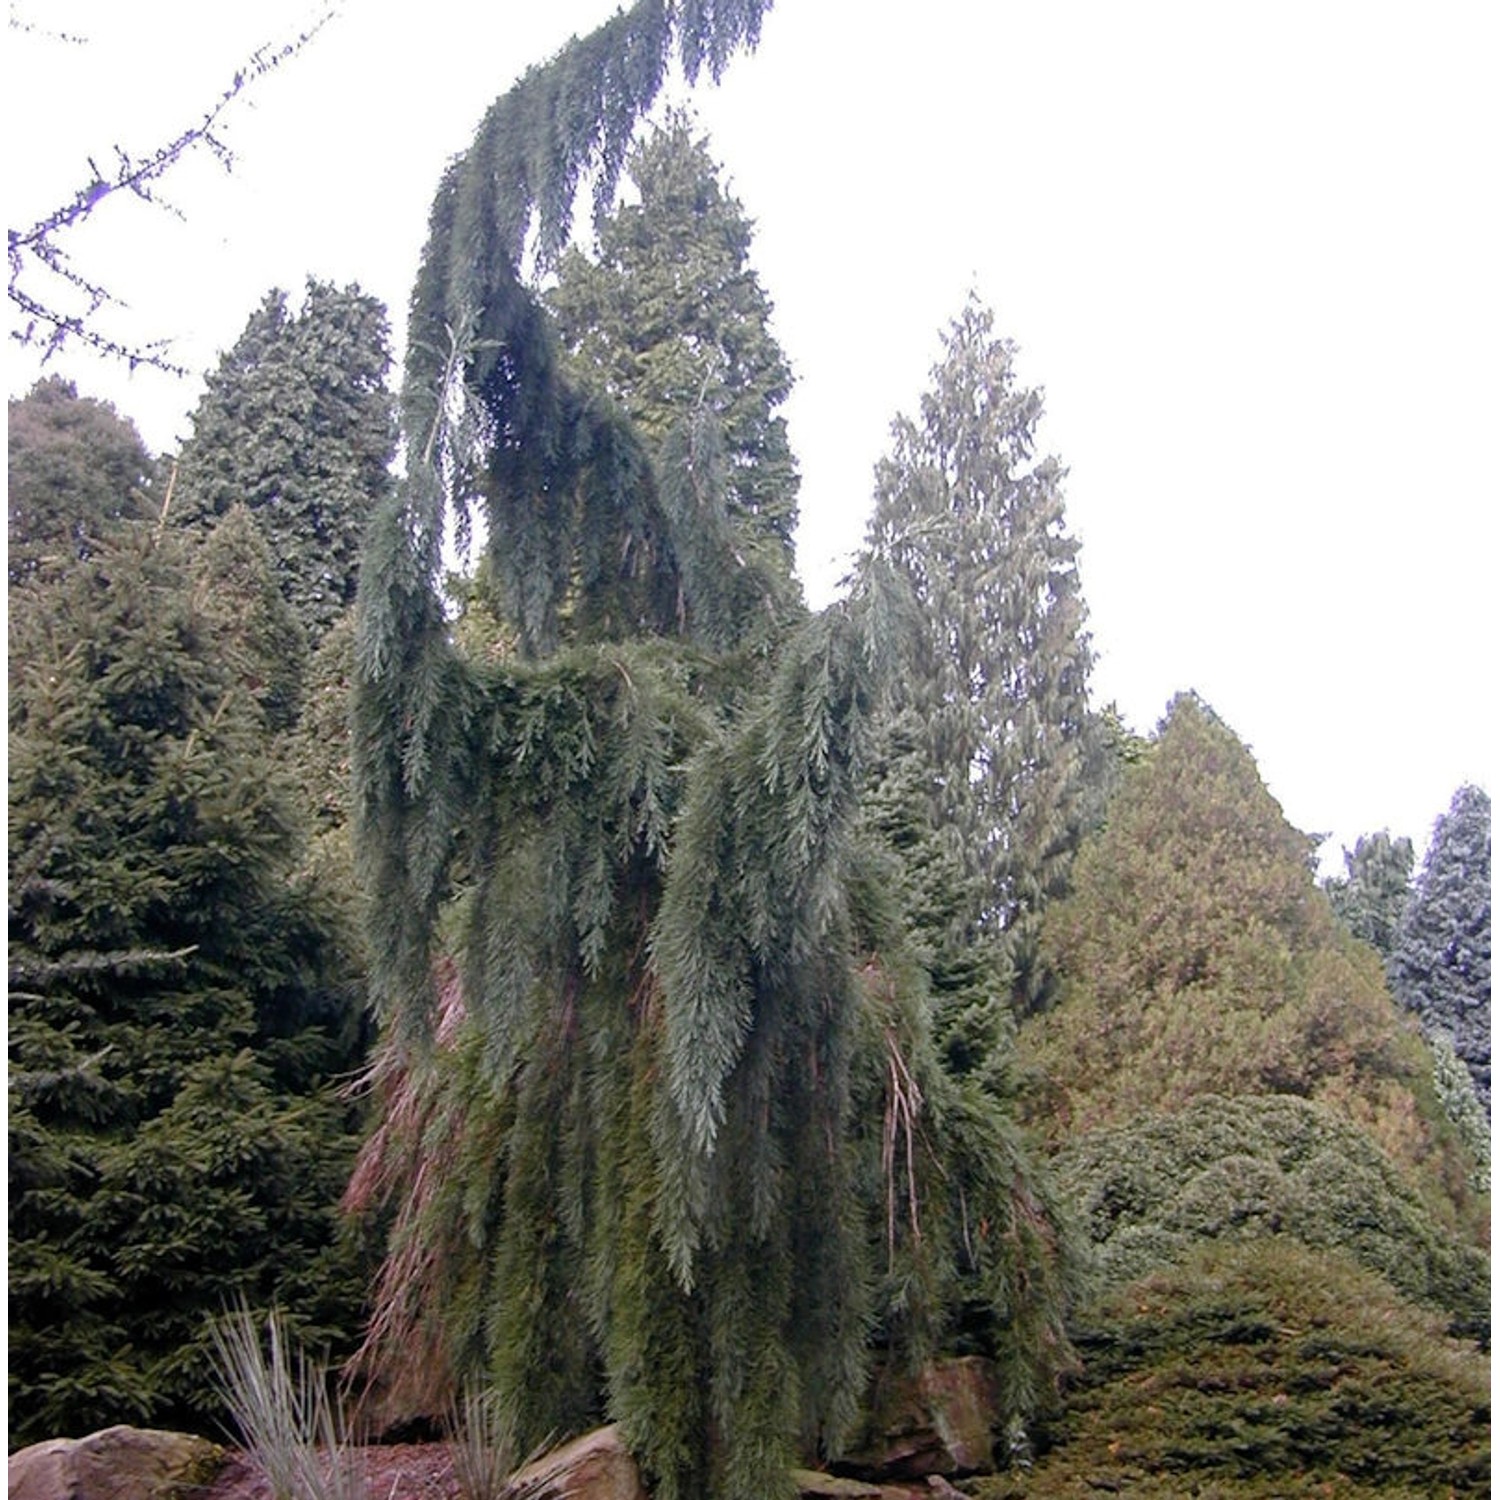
210 1305 361 1500
442 1381 526 1500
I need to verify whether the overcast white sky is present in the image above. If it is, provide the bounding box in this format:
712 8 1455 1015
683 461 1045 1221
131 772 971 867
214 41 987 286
7 0 1496 872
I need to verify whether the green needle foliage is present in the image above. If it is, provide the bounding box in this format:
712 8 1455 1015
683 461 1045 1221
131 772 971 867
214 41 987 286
1322 830 1414 966
9 526 366 1445
171 280 396 642
1019 694 1482 1222
350 16 1076 1496
973 1240 1490 1498
8 376 159 584
549 113 803 641
865 299 1094 1019
1054 1094 1489 1343
193 504 309 732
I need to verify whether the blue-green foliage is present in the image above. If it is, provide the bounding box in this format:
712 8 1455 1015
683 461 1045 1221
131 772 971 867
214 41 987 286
1390 785 1491 1114
349 12 1078 1495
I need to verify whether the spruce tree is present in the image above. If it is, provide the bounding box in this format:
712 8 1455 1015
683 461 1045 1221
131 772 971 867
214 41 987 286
865 299 1093 1017
348 18 1076 1493
1389 785 1492 1114
192 504 309 732
172 280 395 640
8 527 365 1445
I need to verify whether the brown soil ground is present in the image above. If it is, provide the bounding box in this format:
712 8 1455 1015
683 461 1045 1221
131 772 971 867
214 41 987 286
200 1446 461 1500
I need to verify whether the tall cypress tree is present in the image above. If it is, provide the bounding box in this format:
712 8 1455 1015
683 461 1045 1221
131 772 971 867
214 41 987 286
8 527 365 1445
349 18 1076 1495
865 299 1093 1017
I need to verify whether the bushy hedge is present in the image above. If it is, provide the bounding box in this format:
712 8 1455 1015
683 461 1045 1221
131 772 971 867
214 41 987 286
972 1239 1490 1497
1053 1094 1489 1344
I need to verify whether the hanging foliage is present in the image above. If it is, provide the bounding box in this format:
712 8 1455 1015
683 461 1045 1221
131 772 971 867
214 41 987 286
350 9 1077 1497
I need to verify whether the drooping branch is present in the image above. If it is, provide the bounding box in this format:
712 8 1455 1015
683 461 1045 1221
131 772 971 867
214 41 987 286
355 2 776 1008
390 0 775 599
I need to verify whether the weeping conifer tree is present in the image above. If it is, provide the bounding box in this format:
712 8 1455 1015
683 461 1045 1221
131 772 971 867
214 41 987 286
349 9 1075 1497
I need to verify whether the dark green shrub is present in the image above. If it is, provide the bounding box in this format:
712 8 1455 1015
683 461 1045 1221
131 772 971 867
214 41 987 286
971 1239 1490 1497
1054 1094 1489 1344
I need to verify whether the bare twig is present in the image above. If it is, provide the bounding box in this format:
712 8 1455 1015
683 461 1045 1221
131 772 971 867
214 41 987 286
8 7 338 371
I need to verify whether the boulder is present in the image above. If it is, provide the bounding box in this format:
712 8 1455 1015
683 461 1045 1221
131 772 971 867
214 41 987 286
790 1468 929 1498
8 1427 223 1500
506 1425 647 1500
840 1356 1000 1479
791 1471 883 1497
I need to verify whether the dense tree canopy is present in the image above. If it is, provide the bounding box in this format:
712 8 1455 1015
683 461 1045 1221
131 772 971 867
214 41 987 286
8 528 367 1445
8 377 157 584
349 28 1078 1485
1389 785 1492 1114
11 4 1484 1487
549 114 802 637
172 280 395 640
979 1240 1490 1498
1054 1093 1488 1340
1019 694 1480 1222
1323 829 1414 964
192 504 309 733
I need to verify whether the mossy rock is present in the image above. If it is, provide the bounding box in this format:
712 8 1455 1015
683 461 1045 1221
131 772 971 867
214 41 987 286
967 1239 1489 1497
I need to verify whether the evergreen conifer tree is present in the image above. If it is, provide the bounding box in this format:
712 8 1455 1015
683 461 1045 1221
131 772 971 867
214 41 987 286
8 377 157 584
192 504 309 732
171 280 395 640
1020 695 1483 1227
865 300 1093 1017
8 527 366 1445
548 115 802 643
348 19 1076 1493
1389 785 1492 1113
1324 829 1414 964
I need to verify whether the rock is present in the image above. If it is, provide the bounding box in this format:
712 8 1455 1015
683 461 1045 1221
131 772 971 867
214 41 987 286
841 1356 1000 1479
505 1425 647 1500
791 1473 933 1500
924 1478 966 1499
791 1469 884 1497
8 1427 223 1500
